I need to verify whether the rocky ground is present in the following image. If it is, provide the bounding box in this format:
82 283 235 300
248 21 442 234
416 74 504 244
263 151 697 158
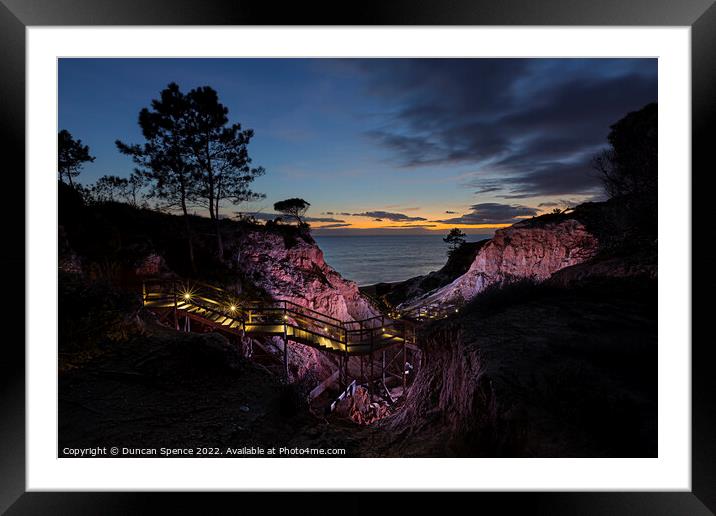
58 314 392 457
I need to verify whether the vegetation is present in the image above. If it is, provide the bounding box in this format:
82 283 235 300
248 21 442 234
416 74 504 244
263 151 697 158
58 181 310 288
443 228 467 257
116 83 199 269
388 276 657 457
58 129 95 187
182 85 266 258
592 102 657 240
59 271 141 367
273 198 311 227
84 174 145 206
116 82 266 266
593 102 657 200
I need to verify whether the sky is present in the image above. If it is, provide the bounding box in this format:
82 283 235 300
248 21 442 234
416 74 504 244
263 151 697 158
58 58 657 235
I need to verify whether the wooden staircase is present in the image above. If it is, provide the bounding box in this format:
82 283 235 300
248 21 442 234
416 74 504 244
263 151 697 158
142 279 415 356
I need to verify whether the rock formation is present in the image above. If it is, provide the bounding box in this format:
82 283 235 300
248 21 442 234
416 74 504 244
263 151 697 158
334 386 391 425
233 230 381 384
401 218 599 309
135 253 168 276
235 231 380 322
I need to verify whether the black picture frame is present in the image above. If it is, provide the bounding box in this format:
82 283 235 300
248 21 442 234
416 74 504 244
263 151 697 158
0 0 710 513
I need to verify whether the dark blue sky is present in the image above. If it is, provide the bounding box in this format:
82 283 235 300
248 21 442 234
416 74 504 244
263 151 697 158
58 58 657 234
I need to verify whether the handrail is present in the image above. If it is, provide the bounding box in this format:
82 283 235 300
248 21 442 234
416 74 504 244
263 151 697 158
142 278 438 353
144 277 452 327
145 279 371 330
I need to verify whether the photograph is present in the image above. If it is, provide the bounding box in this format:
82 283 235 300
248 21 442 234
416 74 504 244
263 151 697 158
56 57 658 459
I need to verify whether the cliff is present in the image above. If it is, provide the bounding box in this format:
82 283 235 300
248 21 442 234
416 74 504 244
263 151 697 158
232 231 381 384
401 217 599 310
235 231 379 323
365 240 488 310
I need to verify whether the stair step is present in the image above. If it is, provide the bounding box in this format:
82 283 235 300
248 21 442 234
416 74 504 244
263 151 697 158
144 284 415 355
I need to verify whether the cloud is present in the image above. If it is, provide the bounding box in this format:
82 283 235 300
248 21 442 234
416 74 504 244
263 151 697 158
358 58 656 198
538 198 584 208
316 223 353 228
381 224 438 228
238 212 345 223
304 216 347 223
352 210 427 222
496 158 602 199
435 203 538 225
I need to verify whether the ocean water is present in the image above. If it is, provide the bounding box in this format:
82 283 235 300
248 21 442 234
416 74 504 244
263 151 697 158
314 234 490 287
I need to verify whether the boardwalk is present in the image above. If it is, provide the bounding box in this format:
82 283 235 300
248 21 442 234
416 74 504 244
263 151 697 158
142 279 423 396
142 279 416 355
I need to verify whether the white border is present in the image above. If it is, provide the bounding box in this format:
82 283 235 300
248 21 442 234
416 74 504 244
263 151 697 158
27 27 691 491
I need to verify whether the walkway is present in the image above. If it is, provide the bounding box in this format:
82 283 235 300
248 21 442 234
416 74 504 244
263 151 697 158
142 279 416 356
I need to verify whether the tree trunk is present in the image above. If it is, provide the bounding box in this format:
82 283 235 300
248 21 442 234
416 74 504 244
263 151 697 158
181 199 197 274
214 216 224 260
204 138 223 259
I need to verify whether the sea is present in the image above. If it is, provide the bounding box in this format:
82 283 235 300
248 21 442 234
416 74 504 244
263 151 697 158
314 234 491 287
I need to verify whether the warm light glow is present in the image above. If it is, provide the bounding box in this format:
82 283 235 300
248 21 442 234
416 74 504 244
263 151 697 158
183 293 191 300
315 216 514 232
229 305 236 311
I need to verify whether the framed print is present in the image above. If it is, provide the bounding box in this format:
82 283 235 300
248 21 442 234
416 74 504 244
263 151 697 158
1 0 711 512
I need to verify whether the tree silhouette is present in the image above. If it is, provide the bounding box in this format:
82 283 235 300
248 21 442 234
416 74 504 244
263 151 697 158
273 198 311 226
87 172 146 206
58 129 95 188
89 175 129 203
127 170 148 207
593 102 657 199
184 86 265 258
116 83 198 271
443 228 467 257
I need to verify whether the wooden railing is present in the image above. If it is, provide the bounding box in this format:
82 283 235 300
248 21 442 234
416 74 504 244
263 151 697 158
142 278 417 355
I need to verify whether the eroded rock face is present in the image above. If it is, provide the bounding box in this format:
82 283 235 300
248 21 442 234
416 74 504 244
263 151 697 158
234 231 382 385
404 219 599 308
135 253 167 276
235 231 379 322
334 386 391 425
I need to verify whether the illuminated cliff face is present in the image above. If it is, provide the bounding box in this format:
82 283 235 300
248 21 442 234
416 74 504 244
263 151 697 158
234 230 380 323
233 230 385 384
402 218 599 309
